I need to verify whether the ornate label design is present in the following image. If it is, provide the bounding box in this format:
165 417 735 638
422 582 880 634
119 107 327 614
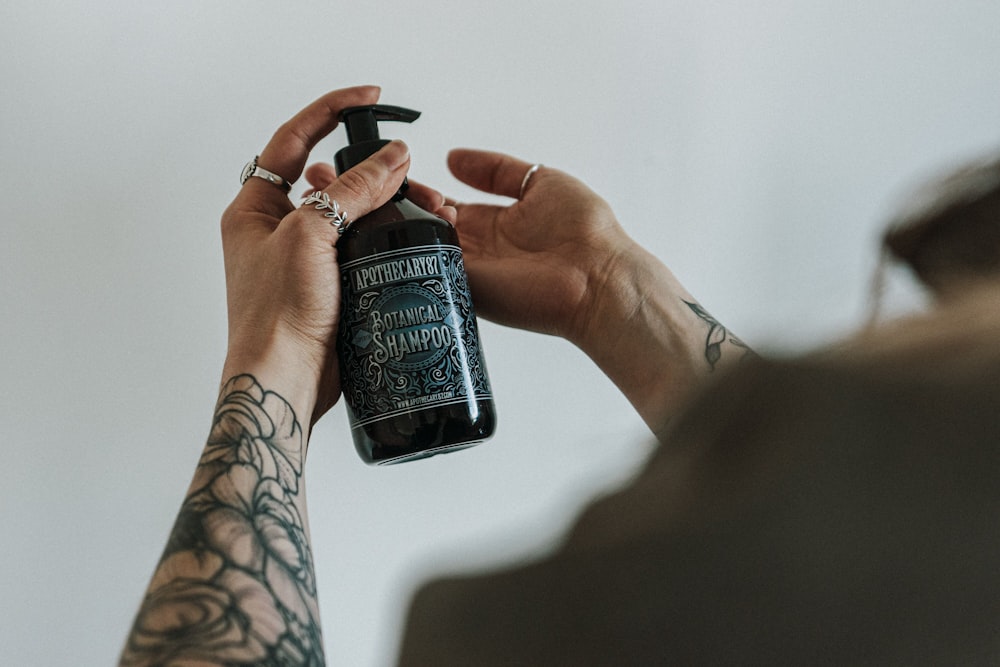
339 245 492 428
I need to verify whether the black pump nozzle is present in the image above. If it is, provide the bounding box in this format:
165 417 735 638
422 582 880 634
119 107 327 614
334 105 421 175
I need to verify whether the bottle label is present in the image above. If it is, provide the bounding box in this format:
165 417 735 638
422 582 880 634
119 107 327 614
339 244 492 428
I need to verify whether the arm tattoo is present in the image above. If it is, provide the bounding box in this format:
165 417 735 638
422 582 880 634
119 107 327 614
683 300 754 371
120 375 324 667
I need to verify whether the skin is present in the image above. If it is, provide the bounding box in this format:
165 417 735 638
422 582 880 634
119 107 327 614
219 86 457 425
306 150 753 435
121 85 750 665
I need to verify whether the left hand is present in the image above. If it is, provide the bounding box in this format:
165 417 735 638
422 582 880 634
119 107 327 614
220 85 454 424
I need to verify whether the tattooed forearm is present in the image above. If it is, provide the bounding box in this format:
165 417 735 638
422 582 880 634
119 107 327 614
120 375 324 667
683 300 754 371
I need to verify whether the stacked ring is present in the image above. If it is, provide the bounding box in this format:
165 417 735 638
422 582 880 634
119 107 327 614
301 192 350 234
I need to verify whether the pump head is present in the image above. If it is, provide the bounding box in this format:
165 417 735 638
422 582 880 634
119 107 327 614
334 104 421 175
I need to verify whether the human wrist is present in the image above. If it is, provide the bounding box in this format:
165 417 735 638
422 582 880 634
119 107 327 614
570 240 708 434
221 331 324 426
569 238 664 353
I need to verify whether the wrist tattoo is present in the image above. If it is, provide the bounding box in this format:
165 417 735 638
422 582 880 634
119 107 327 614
683 300 754 371
121 374 324 666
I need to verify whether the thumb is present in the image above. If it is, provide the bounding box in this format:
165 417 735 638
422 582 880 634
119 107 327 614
321 140 411 222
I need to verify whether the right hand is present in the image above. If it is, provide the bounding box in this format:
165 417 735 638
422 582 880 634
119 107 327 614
220 86 451 422
445 149 637 346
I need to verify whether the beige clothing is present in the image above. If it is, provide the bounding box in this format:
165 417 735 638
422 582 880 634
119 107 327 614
399 287 1000 665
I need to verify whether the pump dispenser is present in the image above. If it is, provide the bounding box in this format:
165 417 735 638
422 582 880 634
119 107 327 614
334 104 496 464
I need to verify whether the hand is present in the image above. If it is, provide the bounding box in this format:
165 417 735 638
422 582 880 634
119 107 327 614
444 149 750 437
443 149 633 346
306 145 749 437
219 85 452 423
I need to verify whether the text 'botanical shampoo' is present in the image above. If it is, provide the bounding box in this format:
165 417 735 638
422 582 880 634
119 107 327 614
333 105 496 464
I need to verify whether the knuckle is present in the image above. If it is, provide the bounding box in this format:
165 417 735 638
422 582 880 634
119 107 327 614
335 167 381 207
271 120 310 154
220 203 240 238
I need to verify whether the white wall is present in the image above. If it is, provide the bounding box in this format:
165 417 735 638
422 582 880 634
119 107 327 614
2 1 998 665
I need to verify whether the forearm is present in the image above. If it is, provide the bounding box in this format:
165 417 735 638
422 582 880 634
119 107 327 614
574 240 753 438
120 368 323 666
118 85 428 665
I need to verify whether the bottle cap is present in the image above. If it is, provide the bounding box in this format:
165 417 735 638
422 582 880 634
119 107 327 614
335 105 421 174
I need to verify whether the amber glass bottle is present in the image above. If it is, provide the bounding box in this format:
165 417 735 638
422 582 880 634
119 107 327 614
334 106 496 464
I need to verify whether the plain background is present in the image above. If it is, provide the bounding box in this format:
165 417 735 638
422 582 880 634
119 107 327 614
2 1 998 665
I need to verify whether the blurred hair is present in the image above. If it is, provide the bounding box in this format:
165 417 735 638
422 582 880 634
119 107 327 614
883 151 1000 295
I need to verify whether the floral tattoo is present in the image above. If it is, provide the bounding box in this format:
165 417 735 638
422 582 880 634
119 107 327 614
683 300 754 371
120 375 324 666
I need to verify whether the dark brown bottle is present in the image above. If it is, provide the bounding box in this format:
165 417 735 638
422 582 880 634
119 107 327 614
334 105 496 464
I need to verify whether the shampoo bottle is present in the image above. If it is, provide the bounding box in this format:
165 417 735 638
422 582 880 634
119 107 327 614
334 105 496 464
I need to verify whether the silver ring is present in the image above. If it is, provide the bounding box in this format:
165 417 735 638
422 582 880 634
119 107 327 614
301 191 350 234
519 163 542 200
241 156 292 193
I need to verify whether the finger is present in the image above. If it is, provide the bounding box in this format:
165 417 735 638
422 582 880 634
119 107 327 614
447 148 536 199
405 180 458 224
406 179 447 213
247 85 382 195
306 140 411 233
300 162 457 226
308 165 447 213
304 163 338 191
436 205 458 225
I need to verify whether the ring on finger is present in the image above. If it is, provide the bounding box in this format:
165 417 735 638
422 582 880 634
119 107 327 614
241 155 292 193
302 191 350 234
519 163 542 200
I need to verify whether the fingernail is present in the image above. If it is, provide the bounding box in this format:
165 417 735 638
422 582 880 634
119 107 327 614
378 140 410 170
